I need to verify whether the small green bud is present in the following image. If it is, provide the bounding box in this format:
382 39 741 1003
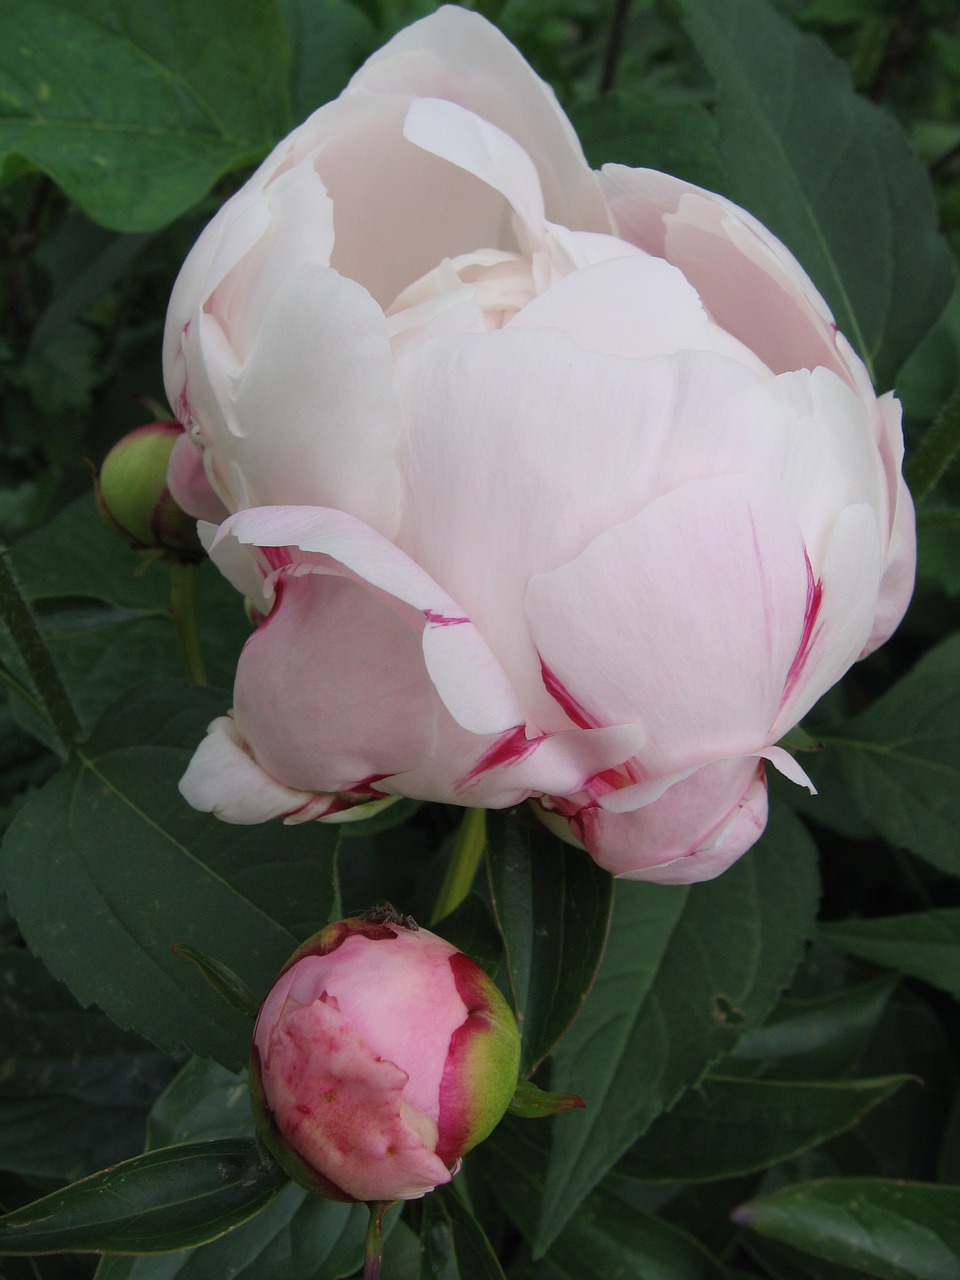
97 422 201 558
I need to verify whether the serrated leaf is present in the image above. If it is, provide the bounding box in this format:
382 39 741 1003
829 634 960 877
616 1074 908 1183
0 679 340 1069
0 0 291 231
533 805 820 1252
734 1178 960 1280
680 0 954 387
821 910 960 1001
0 1140 287 1255
485 814 612 1076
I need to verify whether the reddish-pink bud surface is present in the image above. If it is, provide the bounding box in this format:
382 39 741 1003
249 914 520 1203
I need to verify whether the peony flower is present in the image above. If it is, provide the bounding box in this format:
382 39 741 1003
163 6 914 882
249 912 520 1203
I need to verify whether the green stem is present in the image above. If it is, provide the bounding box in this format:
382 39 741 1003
432 808 486 925
170 560 207 686
0 544 81 753
905 384 960 505
363 1201 391 1280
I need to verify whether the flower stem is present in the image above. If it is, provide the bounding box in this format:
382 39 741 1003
0 543 81 753
363 1200 391 1280
431 808 486 924
169 559 207 686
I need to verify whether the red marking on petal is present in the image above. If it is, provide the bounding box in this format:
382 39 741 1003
781 552 824 706
458 725 537 788
539 659 600 730
435 952 489 1166
424 609 470 627
262 545 294 572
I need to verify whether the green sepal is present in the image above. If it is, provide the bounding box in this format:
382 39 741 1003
172 943 261 1021
507 1079 585 1119
0 1139 288 1255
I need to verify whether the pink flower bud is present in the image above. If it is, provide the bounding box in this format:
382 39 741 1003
249 913 521 1203
97 422 201 557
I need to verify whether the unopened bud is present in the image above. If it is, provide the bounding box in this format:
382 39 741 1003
97 422 201 557
249 911 521 1203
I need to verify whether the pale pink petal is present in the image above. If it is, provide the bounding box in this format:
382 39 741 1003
200 521 270 607
226 265 403 534
570 757 769 881
217 506 525 735
771 503 883 736
403 97 546 237
316 96 521 309
381 720 645 810
600 166 863 389
396 332 798 733
862 474 916 658
164 155 335 432
179 716 336 824
233 573 443 793
525 473 811 772
507 252 768 373
166 433 229 525
345 5 609 235
760 746 816 792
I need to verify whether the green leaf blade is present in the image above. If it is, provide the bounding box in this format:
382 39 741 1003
0 1140 288 1256
617 1074 909 1184
680 0 954 387
735 1179 960 1280
0 0 292 230
485 814 613 1076
533 805 820 1252
1 680 340 1068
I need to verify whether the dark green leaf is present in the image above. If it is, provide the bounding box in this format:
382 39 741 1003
906 386 960 505
821 911 960 1002
734 1178 960 1280
570 93 724 190
1 679 339 1069
278 0 378 121
172 945 261 1022
0 0 292 230
100 1057 370 1280
725 977 898 1081
680 0 954 388
5 496 253 740
0 945 175 1183
533 805 820 1252
616 1074 908 1183
147 1059 253 1151
432 892 503 978
94 1182 369 1280
549 1185 729 1280
0 1140 287 1255
485 813 613 1075
829 634 960 877
420 1191 506 1280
